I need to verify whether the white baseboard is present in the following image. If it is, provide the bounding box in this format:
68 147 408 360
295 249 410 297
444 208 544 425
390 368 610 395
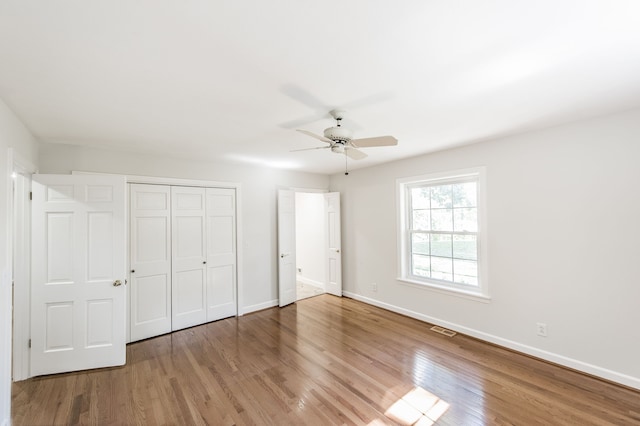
296 275 324 289
242 299 278 315
343 291 640 391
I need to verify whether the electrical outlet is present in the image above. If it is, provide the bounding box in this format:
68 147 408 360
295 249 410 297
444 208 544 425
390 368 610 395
536 322 548 337
371 283 377 292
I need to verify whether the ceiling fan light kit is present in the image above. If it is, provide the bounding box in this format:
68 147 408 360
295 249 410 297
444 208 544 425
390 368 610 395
292 109 399 175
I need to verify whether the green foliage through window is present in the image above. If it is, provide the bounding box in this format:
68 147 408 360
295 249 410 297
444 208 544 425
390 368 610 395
408 179 479 286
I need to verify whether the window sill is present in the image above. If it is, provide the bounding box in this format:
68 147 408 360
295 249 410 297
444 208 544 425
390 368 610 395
397 277 491 303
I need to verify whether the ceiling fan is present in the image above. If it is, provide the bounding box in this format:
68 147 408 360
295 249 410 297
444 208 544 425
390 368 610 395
292 109 398 163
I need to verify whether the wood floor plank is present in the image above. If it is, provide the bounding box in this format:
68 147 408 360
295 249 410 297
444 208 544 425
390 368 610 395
12 295 640 425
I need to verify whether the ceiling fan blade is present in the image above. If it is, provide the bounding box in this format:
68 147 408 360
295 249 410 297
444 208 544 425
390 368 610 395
280 85 392 131
350 135 398 148
280 113 360 130
345 147 368 160
290 146 331 153
279 114 329 129
340 92 394 111
296 129 333 144
281 84 329 110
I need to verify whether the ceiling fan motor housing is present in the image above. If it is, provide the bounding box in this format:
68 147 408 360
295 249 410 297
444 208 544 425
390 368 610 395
324 126 352 142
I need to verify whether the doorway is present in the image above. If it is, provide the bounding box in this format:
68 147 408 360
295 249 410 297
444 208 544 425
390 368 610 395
295 192 326 300
277 189 341 307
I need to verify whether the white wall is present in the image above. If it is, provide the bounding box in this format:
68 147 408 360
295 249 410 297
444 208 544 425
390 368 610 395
0 98 38 425
295 192 325 288
330 108 640 389
37 143 330 312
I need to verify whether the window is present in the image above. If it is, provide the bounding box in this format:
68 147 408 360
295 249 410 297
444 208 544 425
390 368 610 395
397 168 488 299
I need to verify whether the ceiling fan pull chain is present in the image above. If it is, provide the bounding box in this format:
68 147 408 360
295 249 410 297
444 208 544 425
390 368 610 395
344 151 349 175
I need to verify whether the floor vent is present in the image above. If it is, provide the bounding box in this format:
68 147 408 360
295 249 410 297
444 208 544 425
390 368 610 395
430 325 457 337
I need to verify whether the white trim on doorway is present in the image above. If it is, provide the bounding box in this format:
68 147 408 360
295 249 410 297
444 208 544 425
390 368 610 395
8 148 37 382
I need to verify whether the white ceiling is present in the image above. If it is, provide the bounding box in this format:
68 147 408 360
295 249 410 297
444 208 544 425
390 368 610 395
1 1 640 174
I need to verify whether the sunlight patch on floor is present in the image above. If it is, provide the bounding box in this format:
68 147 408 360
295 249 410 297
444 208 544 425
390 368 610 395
382 387 450 425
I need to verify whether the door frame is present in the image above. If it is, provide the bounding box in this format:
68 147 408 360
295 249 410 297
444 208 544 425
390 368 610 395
8 148 37 382
278 187 344 306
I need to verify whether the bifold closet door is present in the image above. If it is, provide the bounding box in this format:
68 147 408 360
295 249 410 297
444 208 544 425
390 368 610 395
171 186 207 331
129 184 172 342
206 188 237 321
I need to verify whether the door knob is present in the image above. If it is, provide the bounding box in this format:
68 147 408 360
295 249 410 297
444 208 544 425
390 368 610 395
113 279 123 287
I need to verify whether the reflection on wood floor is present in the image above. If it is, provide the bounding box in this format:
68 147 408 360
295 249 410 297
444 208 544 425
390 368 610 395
12 295 640 425
296 280 325 300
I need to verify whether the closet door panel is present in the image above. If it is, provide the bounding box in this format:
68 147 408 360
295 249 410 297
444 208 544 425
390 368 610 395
172 186 207 331
130 184 172 342
206 188 237 321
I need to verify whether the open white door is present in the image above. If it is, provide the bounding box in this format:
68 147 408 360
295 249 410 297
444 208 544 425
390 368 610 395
325 192 342 296
278 190 296 307
31 174 126 376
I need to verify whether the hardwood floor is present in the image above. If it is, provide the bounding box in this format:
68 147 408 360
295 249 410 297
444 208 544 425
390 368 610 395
296 281 325 301
12 295 640 425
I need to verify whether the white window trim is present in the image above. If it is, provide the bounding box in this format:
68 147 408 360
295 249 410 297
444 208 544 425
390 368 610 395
396 167 490 301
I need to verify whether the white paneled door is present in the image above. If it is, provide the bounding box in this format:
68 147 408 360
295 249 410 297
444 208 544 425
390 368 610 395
325 192 342 296
278 190 296 307
31 174 126 376
171 186 207 331
206 188 237 321
129 184 172 342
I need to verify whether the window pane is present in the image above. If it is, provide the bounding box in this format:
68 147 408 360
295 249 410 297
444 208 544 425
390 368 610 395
412 210 430 230
454 259 478 285
431 234 452 257
453 208 477 232
431 209 453 231
411 233 429 255
430 185 452 208
452 182 477 207
453 235 477 260
431 257 453 281
412 254 431 277
402 172 483 292
411 187 430 209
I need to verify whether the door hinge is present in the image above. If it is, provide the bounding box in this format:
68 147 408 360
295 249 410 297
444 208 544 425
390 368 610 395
29 191 32 200
28 339 31 348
